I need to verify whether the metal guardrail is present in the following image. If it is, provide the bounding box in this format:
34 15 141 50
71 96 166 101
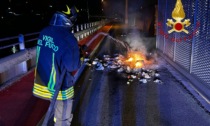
0 20 108 84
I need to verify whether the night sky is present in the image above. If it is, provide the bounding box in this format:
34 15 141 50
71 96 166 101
0 0 157 37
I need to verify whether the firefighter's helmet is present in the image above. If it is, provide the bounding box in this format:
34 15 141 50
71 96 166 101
53 0 79 24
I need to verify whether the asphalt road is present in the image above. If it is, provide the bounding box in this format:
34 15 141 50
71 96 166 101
71 25 210 126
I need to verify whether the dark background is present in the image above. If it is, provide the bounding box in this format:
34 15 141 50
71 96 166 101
0 0 157 38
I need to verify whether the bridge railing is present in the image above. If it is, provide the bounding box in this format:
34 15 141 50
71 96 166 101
0 20 108 85
156 0 210 105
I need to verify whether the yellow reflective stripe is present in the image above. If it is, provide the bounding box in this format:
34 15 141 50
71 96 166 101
48 53 56 90
33 90 52 98
54 117 56 123
33 87 74 100
33 83 74 100
35 46 41 77
33 85 53 97
60 89 74 99
36 46 41 64
34 83 74 94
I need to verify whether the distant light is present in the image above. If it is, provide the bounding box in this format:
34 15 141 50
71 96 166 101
1 16 3 19
26 1 28 4
8 7 11 10
49 5 53 8
36 13 41 16
13 13 21 16
7 11 21 16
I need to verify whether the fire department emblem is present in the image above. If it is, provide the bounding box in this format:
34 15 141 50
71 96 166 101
166 0 191 34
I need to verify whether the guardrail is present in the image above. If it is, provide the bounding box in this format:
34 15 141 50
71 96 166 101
0 20 108 84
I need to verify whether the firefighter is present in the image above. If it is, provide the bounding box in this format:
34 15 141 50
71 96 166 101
33 0 80 125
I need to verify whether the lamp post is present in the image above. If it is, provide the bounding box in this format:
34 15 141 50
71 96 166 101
87 0 90 21
101 0 105 20
125 0 128 24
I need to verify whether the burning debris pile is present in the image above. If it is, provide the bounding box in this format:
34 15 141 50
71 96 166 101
84 51 162 85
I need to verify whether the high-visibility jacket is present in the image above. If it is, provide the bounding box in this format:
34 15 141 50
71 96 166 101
33 12 81 100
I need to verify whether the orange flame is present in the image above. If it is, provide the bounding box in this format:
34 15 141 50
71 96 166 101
119 51 154 69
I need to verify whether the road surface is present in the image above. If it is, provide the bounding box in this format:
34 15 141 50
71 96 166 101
71 25 210 126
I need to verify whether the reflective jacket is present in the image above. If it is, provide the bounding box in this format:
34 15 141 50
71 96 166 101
33 12 81 100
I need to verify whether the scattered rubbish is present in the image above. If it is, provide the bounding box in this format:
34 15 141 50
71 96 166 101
127 81 130 85
117 68 124 73
155 73 160 77
144 73 151 79
153 78 162 84
84 58 90 63
85 53 161 85
139 78 147 84
92 61 97 65
95 62 104 70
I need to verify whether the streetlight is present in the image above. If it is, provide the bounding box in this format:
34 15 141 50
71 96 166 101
125 0 128 24
101 0 108 19
86 0 90 21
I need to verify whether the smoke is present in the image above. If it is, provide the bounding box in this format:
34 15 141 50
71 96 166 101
105 29 160 69
123 28 161 69
124 29 156 55
125 33 147 54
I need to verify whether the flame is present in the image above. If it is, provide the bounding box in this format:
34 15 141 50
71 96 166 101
127 57 134 62
172 0 185 21
135 60 144 68
119 51 154 69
